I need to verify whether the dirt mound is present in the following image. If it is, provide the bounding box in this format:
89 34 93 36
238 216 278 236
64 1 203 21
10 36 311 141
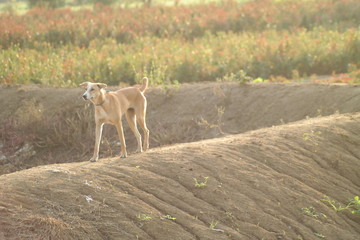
1 112 360 240
1 82 360 174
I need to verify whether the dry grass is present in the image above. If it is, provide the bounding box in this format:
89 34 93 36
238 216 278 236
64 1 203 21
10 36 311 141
20 216 70 240
198 105 226 135
14 98 44 129
151 119 202 146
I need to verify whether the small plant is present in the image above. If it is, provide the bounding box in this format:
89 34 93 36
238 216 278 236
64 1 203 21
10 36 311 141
198 106 225 135
321 196 350 212
161 80 180 98
301 207 327 219
137 214 152 221
314 232 325 238
348 196 360 214
27 0 66 8
219 70 253 84
193 177 209 188
161 215 176 220
321 195 360 214
297 235 304 240
209 220 219 230
302 130 321 145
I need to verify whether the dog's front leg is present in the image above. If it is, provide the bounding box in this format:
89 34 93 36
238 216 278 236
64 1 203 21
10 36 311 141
90 122 104 162
115 121 127 158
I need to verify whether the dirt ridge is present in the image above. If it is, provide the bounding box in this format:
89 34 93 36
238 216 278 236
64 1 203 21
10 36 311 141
1 112 360 240
2 82 360 175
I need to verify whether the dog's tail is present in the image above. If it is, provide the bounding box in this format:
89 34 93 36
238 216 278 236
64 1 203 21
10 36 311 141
139 77 148 92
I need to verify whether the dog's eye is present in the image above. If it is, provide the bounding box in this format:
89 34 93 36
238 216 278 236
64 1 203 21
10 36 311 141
90 88 95 91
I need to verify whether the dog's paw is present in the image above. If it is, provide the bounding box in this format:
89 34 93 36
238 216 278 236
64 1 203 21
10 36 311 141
120 153 127 158
89 157 98 162
143 145 149 151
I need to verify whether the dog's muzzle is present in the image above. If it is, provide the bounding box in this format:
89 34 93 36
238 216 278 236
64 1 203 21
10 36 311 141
82 94 88 100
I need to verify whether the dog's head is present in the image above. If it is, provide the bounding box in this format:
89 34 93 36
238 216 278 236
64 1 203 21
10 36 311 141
80 82 107 101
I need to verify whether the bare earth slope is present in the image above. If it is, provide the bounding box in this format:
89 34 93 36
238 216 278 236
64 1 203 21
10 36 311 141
1 82 360 175
1 112 360 240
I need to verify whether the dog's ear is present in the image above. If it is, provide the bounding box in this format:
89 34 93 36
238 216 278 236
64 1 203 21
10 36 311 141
79 82 89 88
97 83 107 89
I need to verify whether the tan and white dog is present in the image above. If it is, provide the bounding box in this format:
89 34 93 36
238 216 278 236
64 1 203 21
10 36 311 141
80 77 149 162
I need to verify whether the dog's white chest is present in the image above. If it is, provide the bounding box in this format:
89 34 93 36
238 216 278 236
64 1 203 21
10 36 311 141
96 108 109 121
96 107 119 125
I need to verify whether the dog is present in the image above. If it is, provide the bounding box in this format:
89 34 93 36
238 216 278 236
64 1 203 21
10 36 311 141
80 77 149 162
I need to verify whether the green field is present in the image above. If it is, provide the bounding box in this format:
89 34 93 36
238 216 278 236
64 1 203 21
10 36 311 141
1 0 360 86
0 0 249 13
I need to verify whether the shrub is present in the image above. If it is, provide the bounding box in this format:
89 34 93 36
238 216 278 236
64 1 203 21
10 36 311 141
92 0 117 6
28 0 66 8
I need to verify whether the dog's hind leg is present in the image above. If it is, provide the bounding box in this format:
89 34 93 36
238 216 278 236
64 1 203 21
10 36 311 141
126 108 143 153
115 121 128 158
136 108 149 151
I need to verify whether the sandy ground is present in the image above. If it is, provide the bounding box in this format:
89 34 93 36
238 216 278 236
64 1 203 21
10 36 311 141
0 82 359 239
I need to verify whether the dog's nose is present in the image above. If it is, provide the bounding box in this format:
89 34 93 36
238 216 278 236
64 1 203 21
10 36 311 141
82 94 87 100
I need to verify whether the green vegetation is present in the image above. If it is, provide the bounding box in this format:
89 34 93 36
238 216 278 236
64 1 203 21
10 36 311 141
28 0 66 9
137 213 152 221
350 196 360 214
161 215 176 220
302 130 322 145
198 106 225 134
314 232 326 239
301 206 327 219
193 176 209 188
209 220 219 230
1 0 360 86
321 196 360 214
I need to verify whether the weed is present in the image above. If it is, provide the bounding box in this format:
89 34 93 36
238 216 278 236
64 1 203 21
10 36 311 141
137 214 152 221
302 130 321 145
161 215 176 220
198 106 225 135
161 80 180 98
193 177 209 188
348 196 360 214
301 207 327 219
321 196 349 212
314 232 325 238
234 70 254 84
209 220 219 230
219 70 253 84
224 211 235 220
321 195 360 214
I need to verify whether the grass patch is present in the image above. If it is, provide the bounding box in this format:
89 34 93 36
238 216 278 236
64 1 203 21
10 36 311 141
193 176 209 188
321 196 360 214
301 207 327 219
137 214 152 221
